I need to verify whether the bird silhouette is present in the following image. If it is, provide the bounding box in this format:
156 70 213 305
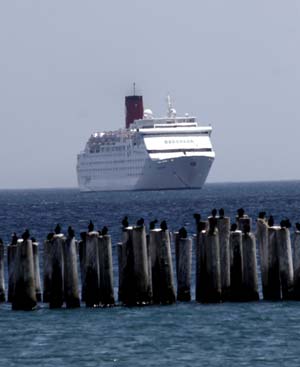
193 213 201 224
219 208 225 218
258 211 266 219
47 232 54 241
197 221 206 232
231 223 238 232
268 215 274 227
22 229 30 241
149 219 158 230
101 226 108 236
68 226 75 238
237 208 245 218
160 220 168 231
122 216 129 228
0 238 3 245
178 227 187 239
136 218 144 227
55 224 61 234
11 233 18 245
211 208 217 218
296 223 300 231
88 221 94 232
280 219 291 229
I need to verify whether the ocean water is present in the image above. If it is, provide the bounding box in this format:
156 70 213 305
1 181 300 366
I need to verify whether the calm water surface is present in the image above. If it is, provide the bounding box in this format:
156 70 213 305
0 181 300 366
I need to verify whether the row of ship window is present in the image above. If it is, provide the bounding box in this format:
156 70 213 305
80 166 143 173
80 158 145 166
164 139 194 144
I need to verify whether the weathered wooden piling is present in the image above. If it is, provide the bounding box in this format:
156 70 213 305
8 243 17 303
195 226 207 302
229 230 244 301
149 228 175 305
277 227 294 300
32 241 42 302
12 239 37 310
265 226 281 300
177 237 192 301
256 218 269 299
78 235 86 302
216 216 231 300
0 241 5 302
241 232 259 301
84 231 100 307
293 230 300 299
203 228 222 303
98 235 115 305
63 235 80 308
44 234 64 308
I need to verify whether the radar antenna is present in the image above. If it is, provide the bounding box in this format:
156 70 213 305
133 82 136 96
167 95 172 117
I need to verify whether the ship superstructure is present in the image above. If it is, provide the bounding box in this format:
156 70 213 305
77 93 215 191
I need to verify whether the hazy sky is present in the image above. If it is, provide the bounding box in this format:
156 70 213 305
1 1 300 189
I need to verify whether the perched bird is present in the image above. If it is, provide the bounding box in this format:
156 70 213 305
22 229 30 241
231 223 238 232
193 213 201 224
197 221 206 232
68 226 75 238
296 223 300 231
136 218 144 227
243 223 251 234
149 219 158 230
280 219 291 229
160 220 168 231
211 208 217 218
258 211 266 219
0 238 3 245
55 224 61 234
268 215 274 227
219 208 225 218
11 233 18 245
178 227 187 239
237 208 245 218
47 232 54 241
122 216 129 228
88 220 94 233
101 226 108 236
208 218 217 235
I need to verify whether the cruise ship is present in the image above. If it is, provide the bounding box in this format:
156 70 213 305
77 92 215 191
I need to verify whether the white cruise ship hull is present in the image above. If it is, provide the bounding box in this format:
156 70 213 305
78 155 214 192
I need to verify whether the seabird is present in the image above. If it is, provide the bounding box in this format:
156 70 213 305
136 218 144 227
68 226 75 238
268 215 274 227
237 208 245 218
160 220 168 231
296 223 300 231
88 221 94 233
101 226 108 236
258 211 266 219
47 232 54 241
219 208 225 218
211 208 217 218
55 224 61 234
149 219 158 230
193 213 201 224
11 233 18 245
22 229 30 241
122 216 129 228
0 238 3 245
231 223 238 232
178 227 187 239
80 232 87 241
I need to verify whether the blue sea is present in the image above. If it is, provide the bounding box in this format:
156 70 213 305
1 181 300 366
